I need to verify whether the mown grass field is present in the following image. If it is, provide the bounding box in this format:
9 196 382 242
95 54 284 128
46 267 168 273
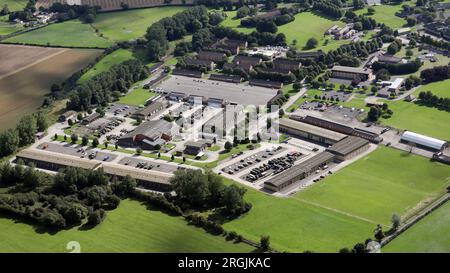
223 147 450 252
221 11 254 34
0 0 27 12
92 6 186 41
4 20 113 48
0 15 23 36
118 87 157 106
0 199 254 253
78 49 135 83
277 12 347 51
414 79 450 98
355 4 406 29
296 147 450 225
222 181 375 253
381 100 450 140
383 201 450 253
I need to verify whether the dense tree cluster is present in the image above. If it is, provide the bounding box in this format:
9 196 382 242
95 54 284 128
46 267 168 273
0 112 48 157
418 91 450 109
0 164 136 229
420 35 450 51
387 39 402 55
8 0 36 22
313 0 344 19
145 6 210 61
47 2 99 23
170 169 252 216
368 103 393 121
420 65 450 83
66 60 148 111
372 58 422 75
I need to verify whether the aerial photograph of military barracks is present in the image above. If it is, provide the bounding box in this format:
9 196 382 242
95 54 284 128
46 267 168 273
0 0 449 257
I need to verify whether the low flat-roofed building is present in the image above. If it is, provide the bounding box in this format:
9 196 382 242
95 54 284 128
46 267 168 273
377 54 405 64
81 112 100 125
387 78 405 92
131 101 164 120
291 115 383 143
184 58 214 70
59 110 77 122
264 151 335 192
172 68 203 78
102 163 172 191
273 58 301 72
209 73 242 83
207 97 224 108
327 136 370 161
296 51 325 59
400 131 447 151
249 79 283 89
197 50 227 62
167 91 188 101
280 118 346 145
331 66 374 81
16 149 100 171
184 141 207 155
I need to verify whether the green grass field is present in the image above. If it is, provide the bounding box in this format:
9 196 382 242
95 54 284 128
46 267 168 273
0 0 27 12
221 11 254 34
414 79 450 98
78 49 135 83
4 20 113 48
91 6 186 41
277 12 347 51
383 201 450 253
223 147 450 252
222 181 375 253
296 147 450 226
0 199 254 253
0 21 22 35
381 100 450 140
355 4 406 29
118 87 157 106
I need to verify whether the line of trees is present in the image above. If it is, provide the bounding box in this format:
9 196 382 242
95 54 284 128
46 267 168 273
372 58 423 75
418 91 450 109
66 59 149 111
313 0 344 19
420 65 450 83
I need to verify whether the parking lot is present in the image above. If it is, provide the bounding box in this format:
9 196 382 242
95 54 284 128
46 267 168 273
241 151 303 183
221 146 287 175
37 142 117 162
107 103 139 117
118 156 182 173
157 75 279 106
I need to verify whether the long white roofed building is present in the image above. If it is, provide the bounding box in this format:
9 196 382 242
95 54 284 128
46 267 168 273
400 131 447 151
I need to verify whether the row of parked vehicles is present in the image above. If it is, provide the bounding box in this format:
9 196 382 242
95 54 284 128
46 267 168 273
98 118 125 136
246 151 301 182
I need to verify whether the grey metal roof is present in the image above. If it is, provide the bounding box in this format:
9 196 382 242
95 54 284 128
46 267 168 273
332 65 373 75
264 152 335 187
327 136 369 156
280 118 346 142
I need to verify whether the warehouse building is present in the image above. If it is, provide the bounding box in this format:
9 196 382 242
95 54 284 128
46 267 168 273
331 66 374 81
172 69 203 78
400 131 447 151
15 149 100 171
102 163 172 191
117 120 177 150
279 118 346 145
249 79 283 89
209 73 242 83
264 152 335 192
326 136 370 161
291 115 383 143
81 113 100 125
131 101 165 120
